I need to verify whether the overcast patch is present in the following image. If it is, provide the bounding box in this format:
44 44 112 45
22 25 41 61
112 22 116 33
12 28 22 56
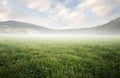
0 0 120 29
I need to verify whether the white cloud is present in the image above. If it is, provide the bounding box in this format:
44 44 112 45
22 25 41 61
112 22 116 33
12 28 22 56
48 4 85 26
52 4 70 18
67 11 85 24
0 12 9 21
24 0 52 12
2 0 7 5
0 0 11 21
0 0 120 29
77 0 120 17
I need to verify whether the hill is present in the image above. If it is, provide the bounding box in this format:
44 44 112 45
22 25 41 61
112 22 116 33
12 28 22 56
62 17 120 35
0 17 120 35
0 21 52 34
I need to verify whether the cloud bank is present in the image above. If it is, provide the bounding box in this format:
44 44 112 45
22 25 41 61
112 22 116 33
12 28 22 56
0 0 120 29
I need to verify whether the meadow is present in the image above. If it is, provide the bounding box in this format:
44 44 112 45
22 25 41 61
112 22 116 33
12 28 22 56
0 35 120 78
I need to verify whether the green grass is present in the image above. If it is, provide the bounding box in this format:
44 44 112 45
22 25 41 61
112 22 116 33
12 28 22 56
0 35 120 78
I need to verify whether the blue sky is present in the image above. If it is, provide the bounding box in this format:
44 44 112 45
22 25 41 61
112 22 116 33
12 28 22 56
0 0 120 29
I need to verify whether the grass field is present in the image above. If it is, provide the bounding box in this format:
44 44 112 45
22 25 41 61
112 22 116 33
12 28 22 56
0 35 120 78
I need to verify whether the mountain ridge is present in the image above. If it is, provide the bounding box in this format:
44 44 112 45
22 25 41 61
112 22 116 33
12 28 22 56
0 17 120 34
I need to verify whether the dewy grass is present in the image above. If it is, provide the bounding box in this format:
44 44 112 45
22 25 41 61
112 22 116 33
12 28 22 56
0 35 120 78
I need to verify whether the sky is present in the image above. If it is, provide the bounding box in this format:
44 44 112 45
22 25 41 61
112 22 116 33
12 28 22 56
0 0 120 29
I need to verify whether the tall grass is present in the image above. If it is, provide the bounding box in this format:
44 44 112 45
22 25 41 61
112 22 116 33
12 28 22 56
0 35 120 78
